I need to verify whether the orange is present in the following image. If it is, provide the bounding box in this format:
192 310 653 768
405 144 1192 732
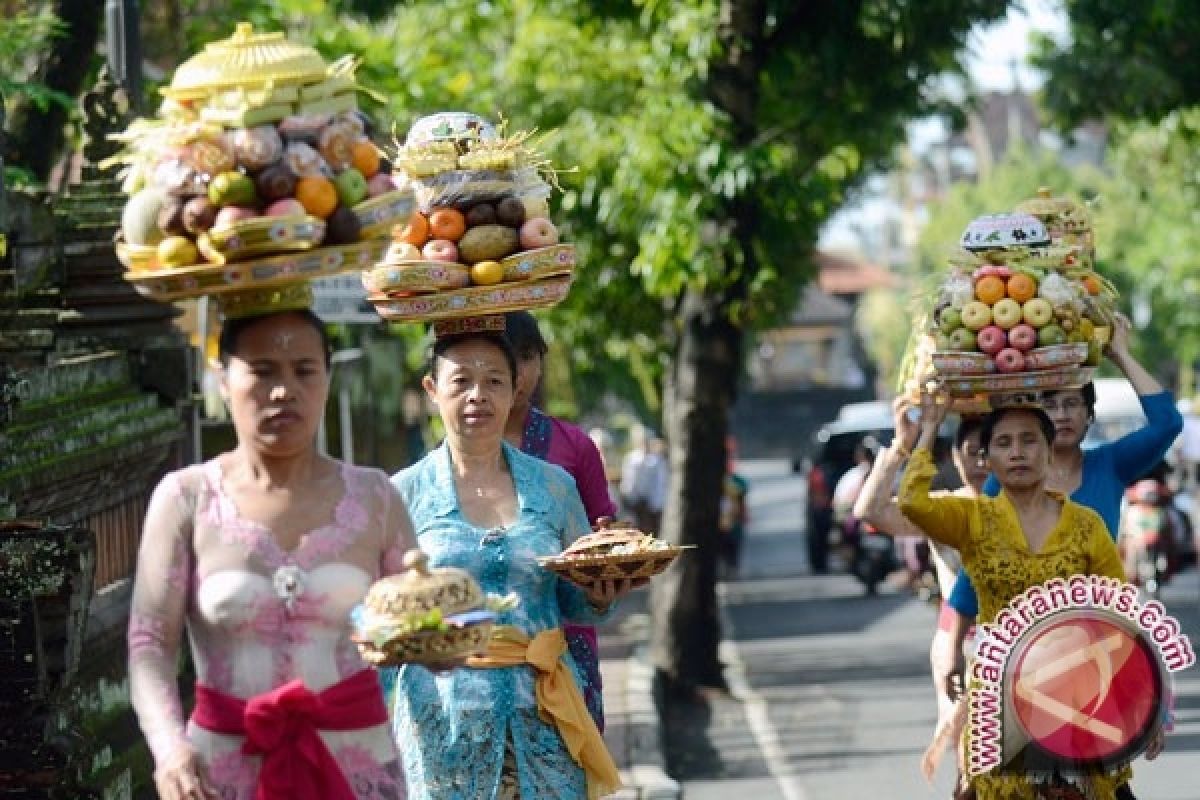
294 175 338 219
975 275 1007 305
350 140 381 178
428 208 467 242
1006 273 1037 303
394 211 430 247
1081 274 1102 296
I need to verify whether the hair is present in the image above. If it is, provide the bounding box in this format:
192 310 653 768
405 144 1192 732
218 309 332 368
427 332 518 384
1045 381 1097 420
979 406 1057 454
955 415 985 449
502 311 548 361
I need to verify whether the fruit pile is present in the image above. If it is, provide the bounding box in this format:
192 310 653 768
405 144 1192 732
113 24 408 272
928 211 1116 377
371 112 565 293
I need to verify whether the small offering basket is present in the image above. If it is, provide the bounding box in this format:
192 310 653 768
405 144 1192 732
538 524 692 588
352 550 496 668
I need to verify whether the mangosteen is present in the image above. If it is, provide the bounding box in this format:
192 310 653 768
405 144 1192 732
325 207 362 245
495 197 526 228
465 203 497 227
182 196 218 235
157 198 189 236
255 163 298 203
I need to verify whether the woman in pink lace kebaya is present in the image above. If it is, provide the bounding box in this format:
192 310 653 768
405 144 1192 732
127 309 414 800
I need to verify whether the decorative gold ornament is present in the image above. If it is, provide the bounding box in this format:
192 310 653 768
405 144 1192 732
217 281 314 320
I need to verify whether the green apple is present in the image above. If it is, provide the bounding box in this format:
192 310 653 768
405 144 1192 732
948 328 976 351
938 307 963 334
1022 297 1055 327
934 331 953 351
1037 324 1068 346
991 298 1023 329
208 171 256 208
334 168 368 207
960 301 993 331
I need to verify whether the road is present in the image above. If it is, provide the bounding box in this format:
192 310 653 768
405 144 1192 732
662 459 1200 800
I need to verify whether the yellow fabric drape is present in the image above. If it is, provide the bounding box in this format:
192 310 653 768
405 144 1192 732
467 626 622 800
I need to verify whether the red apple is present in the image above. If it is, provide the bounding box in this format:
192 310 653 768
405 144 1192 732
994 347 1026 373
976 325 1007 355
1008 323 1038 352
264 198 307 217
367 172 396 198
518 217 559 249
423 238 459 263
973 264 1013 280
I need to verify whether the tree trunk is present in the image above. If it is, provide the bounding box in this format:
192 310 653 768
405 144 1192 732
4 0 102 182
649 0 765 695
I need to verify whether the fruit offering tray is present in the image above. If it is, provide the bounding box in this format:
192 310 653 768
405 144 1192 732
364 243 575 296
109 23 410 275
538 545 693 586
931 343 1089 377
369 274 573 322
124 237 386 301
351 609 496 668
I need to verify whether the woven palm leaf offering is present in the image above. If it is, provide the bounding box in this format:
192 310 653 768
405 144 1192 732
351 549 517 668
911 205 1119 409
537 521 692 589
365 111 575 321
110 22 412 301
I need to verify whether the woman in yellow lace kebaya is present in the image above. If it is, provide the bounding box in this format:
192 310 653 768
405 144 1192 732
898 392 1162 800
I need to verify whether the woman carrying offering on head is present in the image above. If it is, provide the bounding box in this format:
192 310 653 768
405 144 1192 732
502 311 618 732
898 387 1163 800
128 307 414 800
389 325 636 800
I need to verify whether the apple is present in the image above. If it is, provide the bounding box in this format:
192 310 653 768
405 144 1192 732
265 198 307 217
386 241 422 261
974 264 1013 280
960 301 993 331
1037 324 1068 347
519 217 559 250
366 172 395 198
1022 297 1055 327
333 167 368 207
469 260 504 286
934 331 953 351
948 328 976 351
976 325 1007 356
1008 323 1038 352
991 298 1023 330
994 348 1026 373
938 307 963 334
212 205 259 229
423 238 459 263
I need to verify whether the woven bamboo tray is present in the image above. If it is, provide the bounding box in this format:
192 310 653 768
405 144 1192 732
123 238 386 301
353 618 494 668
368 274 572 321
539 546 692 586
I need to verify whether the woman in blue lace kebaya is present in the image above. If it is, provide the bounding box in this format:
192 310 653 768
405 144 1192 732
389 326 637 800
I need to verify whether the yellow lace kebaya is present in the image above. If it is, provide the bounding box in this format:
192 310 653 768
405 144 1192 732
899 447 1130 800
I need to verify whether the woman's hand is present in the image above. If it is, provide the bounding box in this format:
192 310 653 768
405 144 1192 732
1105 311 1132 359
154 747 218 800
585 578 647 609
916 382 950 447
892 397 920 453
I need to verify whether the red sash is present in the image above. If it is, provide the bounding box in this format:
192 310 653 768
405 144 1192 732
191 668 387 800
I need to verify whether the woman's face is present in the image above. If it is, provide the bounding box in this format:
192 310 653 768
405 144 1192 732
953 429 989 491
985 410 1051 491
1043 389 1090 450
220 313 329 457
424 338 514 444
512 352 543 413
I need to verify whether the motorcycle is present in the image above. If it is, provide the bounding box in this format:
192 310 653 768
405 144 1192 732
1119 479 1179 595
840 516 897 595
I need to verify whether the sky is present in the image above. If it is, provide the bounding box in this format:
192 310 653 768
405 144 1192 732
820 0 1068 251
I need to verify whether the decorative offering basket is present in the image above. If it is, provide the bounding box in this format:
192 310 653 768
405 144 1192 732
538 524 691 587
352 550 496 668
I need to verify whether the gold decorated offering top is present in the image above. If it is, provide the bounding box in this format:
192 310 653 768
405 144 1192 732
1014 187 1093 235
164 22 332 101
363 549 485 622
560 527 673 559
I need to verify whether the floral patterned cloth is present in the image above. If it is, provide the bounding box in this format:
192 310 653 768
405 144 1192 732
388 442 612 800
127 459 412 799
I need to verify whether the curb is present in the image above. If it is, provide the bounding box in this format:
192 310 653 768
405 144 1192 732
600 590 682 800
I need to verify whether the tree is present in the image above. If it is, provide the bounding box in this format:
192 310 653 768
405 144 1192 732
1032 0 1200 130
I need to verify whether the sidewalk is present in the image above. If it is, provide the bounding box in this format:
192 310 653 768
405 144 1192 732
599 588 682 799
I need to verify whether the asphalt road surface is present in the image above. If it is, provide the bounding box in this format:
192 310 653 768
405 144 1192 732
662 459 1200 800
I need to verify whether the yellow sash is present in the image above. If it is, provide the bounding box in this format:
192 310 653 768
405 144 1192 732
466 626 622 800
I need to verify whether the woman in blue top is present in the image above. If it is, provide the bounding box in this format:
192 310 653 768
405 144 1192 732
389 329 635 800
942 313 1179 797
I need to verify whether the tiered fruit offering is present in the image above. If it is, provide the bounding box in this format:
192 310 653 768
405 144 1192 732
385 113 559 286
932 262 1110 372
115 24 403 269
